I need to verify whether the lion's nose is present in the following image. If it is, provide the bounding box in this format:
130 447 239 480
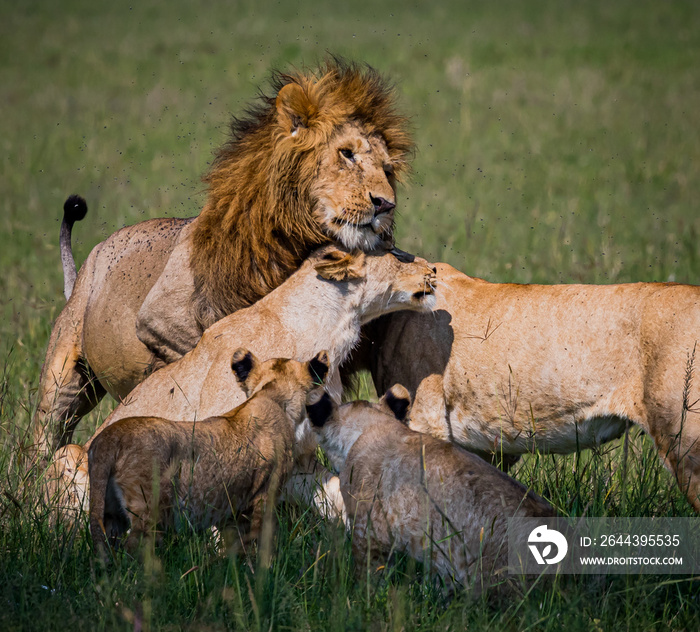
370 195 395 216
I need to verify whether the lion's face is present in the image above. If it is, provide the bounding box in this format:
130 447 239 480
311 122 397 250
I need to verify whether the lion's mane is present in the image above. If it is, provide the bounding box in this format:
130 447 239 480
190 58 414 329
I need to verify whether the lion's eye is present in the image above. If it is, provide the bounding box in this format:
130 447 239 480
339 148 354 161
383 164 394 178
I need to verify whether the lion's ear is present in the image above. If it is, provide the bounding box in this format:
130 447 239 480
314 249 365 282
306 389 335 428
276 82 316 135
307 350 330 384
379 384 412 423
231 348 260 394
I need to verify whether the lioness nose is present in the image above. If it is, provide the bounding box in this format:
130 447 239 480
370 195 395 215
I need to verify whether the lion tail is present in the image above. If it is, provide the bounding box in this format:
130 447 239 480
61 194 88 300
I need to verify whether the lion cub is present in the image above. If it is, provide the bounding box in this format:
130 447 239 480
307 386 555 592
88 349 329 557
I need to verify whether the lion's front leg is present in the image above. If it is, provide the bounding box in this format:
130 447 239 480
135 229 204 364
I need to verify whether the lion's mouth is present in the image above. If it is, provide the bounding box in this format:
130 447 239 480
331 217 374 231
324 208 394 250
413 276 437 301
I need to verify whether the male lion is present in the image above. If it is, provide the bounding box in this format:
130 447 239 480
89 348 330 557
32 59 413 457
365 263 700 511
306 385 555 593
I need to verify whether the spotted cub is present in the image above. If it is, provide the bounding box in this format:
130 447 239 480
88 349 329 558
307 385 555 593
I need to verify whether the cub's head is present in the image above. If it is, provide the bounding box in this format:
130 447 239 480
311 245 437 322
339 384 412 427
307 384 412 471
231 348 331 425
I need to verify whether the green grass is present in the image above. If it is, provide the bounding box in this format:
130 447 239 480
1 0 700 629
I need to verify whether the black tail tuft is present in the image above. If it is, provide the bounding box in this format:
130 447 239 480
63 195 88 224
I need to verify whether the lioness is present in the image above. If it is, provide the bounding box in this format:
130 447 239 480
32 58 413 457
94 245 436 432
89 348 330 557
365 263 700 511
49 244 436 519
306 385 555 593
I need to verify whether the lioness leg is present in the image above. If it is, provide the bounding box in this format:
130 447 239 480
643 351 700 511
44 444 89 525
654 422 700 512
676 458 700 513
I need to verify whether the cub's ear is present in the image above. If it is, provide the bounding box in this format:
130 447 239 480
306 390 335 428
314 249 365 281
231 348 258 387
308 350 330 384
379 384 412 423
276 82 317 135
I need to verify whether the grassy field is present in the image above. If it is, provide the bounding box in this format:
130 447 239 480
2 0 700 629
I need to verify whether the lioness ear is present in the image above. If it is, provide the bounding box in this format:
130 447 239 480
231 348 257 386
276 82 316 135
308 350 330 384
379 384 412 423
314 250 365 282
306 390 335 428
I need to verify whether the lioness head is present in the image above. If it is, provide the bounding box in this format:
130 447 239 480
311 245 437 322
307 384 412 471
